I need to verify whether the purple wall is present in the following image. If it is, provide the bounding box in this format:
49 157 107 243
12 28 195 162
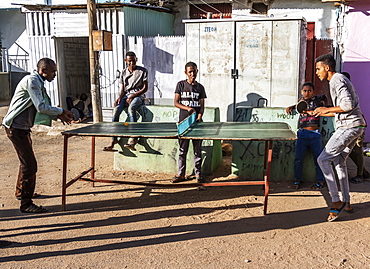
342 2 370 142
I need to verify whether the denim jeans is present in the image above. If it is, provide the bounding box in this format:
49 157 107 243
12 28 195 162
112 96 128 122
318 127 365 203
294 128 325 183
112 96 143 143
178 139 202 177
112 96 143 122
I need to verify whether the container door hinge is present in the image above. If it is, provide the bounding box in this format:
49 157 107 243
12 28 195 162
231 69 239 79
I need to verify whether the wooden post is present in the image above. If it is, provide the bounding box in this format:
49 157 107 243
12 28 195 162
87 0 103 123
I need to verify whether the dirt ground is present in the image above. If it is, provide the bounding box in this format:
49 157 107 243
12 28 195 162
1 102 370 269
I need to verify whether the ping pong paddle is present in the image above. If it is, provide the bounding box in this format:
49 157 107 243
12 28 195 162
296 100 308 113
177 112 196 136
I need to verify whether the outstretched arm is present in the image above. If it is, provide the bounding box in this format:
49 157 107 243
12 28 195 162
57 109 74 125
313 106 344 117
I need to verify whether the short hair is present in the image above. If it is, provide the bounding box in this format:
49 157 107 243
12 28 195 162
37 58 55 71
302 82 314 90
80 93 88 101
185 61 197 70
315 54 336 70
125 51 136 58
341 71 351 80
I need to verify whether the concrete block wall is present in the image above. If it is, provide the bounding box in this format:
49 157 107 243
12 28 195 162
233 107 335 182
114 105 222 175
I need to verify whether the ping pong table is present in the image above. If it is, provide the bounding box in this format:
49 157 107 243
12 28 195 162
61 121 296 214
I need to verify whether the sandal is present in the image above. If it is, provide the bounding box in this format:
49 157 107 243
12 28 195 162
292 181 300 189
195 176 207 191
327 203 346 222
311 181 326 190
124 144 136 151
103 146 117 152
16 192 42 200
344 202 354 213
345 208 354 213
20 203 47 213
195 176 204 183
171 176 185 183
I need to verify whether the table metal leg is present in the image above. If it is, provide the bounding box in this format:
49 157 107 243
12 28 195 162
263 140 273 215
61 134 276 215
90 136 96 186
62 135 69 211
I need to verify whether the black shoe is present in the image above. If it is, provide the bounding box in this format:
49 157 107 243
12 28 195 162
171 176 185 183
349 176 363 184
20 203 47 213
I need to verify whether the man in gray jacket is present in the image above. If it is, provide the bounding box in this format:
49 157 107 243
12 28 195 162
3 58 73 213
313 54 366 221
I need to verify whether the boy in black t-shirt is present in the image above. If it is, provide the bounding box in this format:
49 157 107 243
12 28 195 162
286 82 326 190
172 62 207 189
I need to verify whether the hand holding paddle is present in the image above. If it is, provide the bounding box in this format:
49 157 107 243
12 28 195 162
177 112 196 136
296 100 308 114
286 106 294 115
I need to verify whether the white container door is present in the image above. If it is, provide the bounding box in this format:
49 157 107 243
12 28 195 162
270 20 301 107
186 21 234 121
235 21 273 109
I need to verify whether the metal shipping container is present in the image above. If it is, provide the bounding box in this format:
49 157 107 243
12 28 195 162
184 17 307 122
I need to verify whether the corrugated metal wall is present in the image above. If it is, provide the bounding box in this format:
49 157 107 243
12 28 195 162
25 6 176 109
51 7 174 37
26 12 58 105
28 36 59 106
52 8 123 37
123 7 174 36
100 35 186 109
99 34 125 108
53 10 89 37
126 35 186 105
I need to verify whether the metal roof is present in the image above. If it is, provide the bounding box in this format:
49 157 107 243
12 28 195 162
183 16 306 23
18 2 171 13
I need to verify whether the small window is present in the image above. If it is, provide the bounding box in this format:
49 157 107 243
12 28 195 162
251 3 268 15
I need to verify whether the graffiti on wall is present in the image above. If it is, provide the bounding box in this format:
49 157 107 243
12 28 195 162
232 107 335 180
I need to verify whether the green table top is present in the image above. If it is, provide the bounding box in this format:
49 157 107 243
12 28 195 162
62 122 296 141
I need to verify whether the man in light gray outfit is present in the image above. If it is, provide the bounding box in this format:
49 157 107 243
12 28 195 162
313 54 366 221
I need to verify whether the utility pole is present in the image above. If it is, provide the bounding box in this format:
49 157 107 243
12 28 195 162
87 0 103 123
